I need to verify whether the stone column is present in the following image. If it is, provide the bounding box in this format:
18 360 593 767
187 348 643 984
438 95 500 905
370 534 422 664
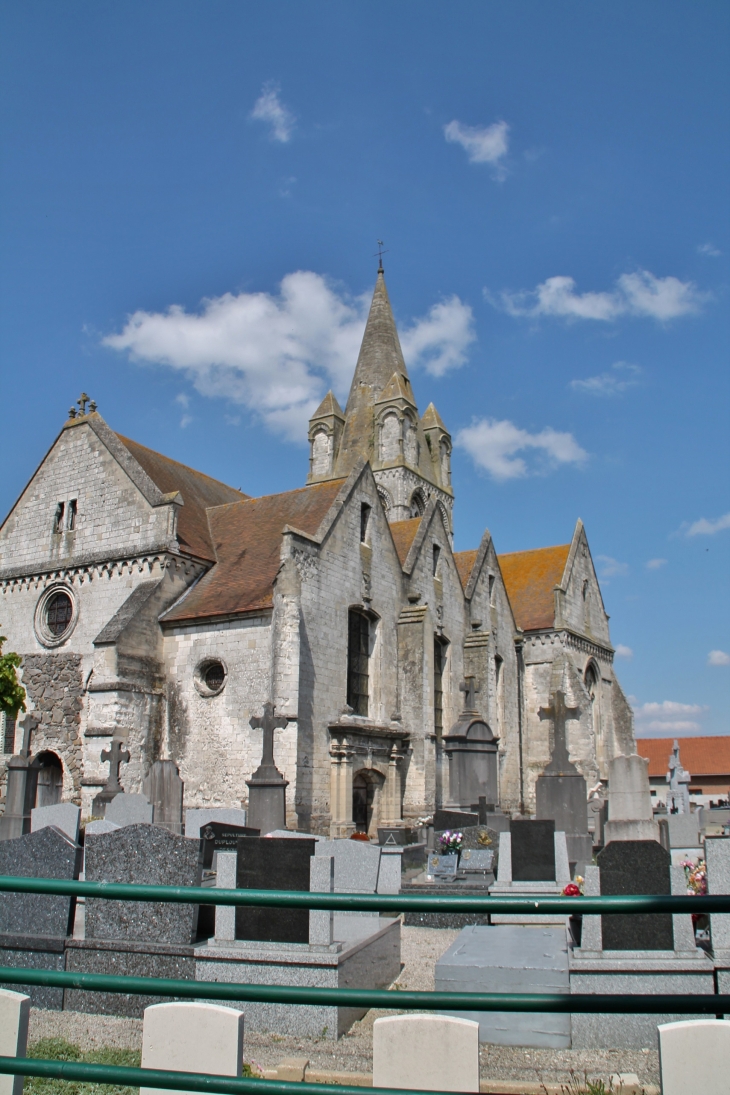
380 743 404 826
0 757 32 840
214 852 237 943
329 735 355 838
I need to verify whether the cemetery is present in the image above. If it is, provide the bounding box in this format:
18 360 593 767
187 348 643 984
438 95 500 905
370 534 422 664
0 693 729 1093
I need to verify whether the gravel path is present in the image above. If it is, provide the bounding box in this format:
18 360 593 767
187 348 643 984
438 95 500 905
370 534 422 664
28 926 660 1089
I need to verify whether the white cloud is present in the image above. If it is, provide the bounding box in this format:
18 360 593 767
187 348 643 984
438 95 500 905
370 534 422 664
455 418 587 481
570 362 641 396
614 644 633 659
683 512 730 537
708 650 730 667
633 699 708 737
494 270 707 323
597 555 629 578
646 558 668 570
250 82 295 143
444 119 509 177
697 242 721 257
103 272 475 441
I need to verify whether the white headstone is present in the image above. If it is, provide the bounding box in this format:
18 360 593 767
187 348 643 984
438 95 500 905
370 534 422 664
604 754 659 842
309 854 334 946
141 1002 244 1095
214 852 237 943
31 803 80 843
658 1019 730 1095
184 808 249 839
106 793 153 826
0 989 30 1095
373 1014 480 1092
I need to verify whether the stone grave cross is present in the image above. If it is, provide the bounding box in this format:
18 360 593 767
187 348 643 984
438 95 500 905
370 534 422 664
459 676 480 713
100 738 130 793
538 690 580 775
249 702 288 779
666 739 691 814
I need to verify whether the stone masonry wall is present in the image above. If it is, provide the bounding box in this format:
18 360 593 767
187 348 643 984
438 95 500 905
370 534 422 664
20 653 84 801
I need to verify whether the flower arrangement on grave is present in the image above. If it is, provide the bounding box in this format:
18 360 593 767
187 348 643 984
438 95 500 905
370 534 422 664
562 875 584 897
681 857 707 896
439 830 463 854
416 815 434 828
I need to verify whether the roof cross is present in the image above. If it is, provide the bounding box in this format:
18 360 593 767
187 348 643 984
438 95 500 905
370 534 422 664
373 239 389 272
538 690 580 774
100 738 131 794
77 392 91 416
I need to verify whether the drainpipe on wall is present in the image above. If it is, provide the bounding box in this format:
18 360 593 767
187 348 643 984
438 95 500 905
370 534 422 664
515 636 525 815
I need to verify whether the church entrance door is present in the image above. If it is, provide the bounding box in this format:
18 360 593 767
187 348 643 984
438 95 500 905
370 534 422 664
352 769 383 837
32 751 63 808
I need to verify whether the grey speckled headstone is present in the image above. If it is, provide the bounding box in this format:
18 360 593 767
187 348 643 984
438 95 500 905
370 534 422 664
598 840 672 950
84 819 121 836
105 794 153 827
84 824 201 944
315 840 381 893
185 808 248 839
0 826 81 936
460 848 494 873
31 803 80 843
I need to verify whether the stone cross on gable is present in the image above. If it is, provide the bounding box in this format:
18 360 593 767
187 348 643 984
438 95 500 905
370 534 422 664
250 702 288 779
538 690 580 775
100 738 131 793
459 676 480 713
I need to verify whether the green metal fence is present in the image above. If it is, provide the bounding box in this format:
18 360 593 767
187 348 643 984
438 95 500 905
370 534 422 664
1 873 728 1092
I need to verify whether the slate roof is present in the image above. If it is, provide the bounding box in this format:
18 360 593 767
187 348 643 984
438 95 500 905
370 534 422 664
637 737 730 779
162 479 346 624
453 549 478 592
389 517 422 567
116 435 248 562
497 543 571 632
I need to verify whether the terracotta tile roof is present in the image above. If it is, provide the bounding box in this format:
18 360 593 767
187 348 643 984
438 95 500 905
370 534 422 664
162 479 346 623
116 435 248 562
637 737 730 778
389 518 422 567
454 549 478 592
497 543 571 632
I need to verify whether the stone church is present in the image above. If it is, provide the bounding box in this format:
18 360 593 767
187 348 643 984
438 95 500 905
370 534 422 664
0 269 635 835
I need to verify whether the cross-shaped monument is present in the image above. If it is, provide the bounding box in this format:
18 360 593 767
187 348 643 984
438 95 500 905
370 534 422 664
100 738 131 793
538 690 580 775
77 392 91 416
459 676 480 713
247 702 289 833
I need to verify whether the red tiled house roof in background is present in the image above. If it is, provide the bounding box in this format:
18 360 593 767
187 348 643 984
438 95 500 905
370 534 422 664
117 435 248 562
389 518 422 567
162 479 346 624
497 544 571 632
637 737 730 779
453 549 478 592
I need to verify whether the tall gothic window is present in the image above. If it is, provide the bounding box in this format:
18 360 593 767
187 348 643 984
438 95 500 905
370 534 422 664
360 503 371 543
53 502 64 533
347 609 370 716
434 636 447 736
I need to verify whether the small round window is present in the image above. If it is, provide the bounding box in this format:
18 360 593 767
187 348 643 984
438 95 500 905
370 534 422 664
194 658 227 697
34 584 78 647
46 592 73 636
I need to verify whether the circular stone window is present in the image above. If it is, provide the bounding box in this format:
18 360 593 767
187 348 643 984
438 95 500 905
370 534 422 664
34 585 78 647
194 658 227 697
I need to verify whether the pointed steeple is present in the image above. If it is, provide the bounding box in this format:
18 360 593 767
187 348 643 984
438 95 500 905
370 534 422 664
334 270 414 477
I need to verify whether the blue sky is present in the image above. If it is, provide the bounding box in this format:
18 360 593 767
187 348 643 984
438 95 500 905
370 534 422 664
1 2 728 737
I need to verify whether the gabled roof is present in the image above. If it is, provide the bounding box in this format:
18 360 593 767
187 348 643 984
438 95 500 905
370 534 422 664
162 479 346 623
454 549 478 592
421 402 448 433
637 737 730 779
116 435 248 562
389 517 423 567
310 390 344 422
376 371 416 407
497 543 571 632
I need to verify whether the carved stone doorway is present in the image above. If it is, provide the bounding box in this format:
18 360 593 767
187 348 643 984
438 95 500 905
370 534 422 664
32 751 63 808
352 769 384 837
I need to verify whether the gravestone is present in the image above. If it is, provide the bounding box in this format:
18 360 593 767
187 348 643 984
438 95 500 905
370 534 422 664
0 826 82 1008
598 840 673 950
92 738 130 817
84 819 120 835
235 836 315 943
105 793 153 827
604 755 659 843
510 819 556 881
459 826 498 850
667 812 700 850
246 703 289 834
144 760 184 835
705 836 730 962
373 1014 480 1092
185 808 249 839
433 809 478 830
84 824 201 944
666 741 691 815
200 822 260 870
30 803 80 843
0 988 30 1095
315 839 382 893
658 1020 730 1095
459 848 494 874
140 1001 244 1095
427 853 459 879
535 691 592 869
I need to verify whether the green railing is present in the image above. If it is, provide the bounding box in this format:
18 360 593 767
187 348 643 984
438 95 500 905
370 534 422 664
1 873 728 1092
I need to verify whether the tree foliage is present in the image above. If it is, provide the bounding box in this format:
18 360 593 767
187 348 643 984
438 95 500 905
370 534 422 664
0 632 26 717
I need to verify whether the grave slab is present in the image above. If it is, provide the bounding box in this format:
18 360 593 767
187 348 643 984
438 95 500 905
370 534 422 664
105 793 153 827
140 1002 244 1095
436 925 570 1047
373 1014 480 1092
658 1019 730 1095
0 988 29 1095
705 836 730 961
64 938 196 1018
30 803 80 843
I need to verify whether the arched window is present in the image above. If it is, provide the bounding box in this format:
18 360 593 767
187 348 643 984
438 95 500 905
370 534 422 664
32 751 63 808
410 490 425 518
404 418 419 466
311 429 332 477
439 439 451 487
380 413 401 462
347 609 370 716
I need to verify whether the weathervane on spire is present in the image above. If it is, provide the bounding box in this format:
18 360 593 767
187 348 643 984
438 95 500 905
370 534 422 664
374 239 389 272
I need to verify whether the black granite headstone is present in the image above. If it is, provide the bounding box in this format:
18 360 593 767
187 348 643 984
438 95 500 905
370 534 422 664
0 825 81 936
84 823 201 945
235 836 315 943
598 840 673 950
200 822 260 869
510 818 556 881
